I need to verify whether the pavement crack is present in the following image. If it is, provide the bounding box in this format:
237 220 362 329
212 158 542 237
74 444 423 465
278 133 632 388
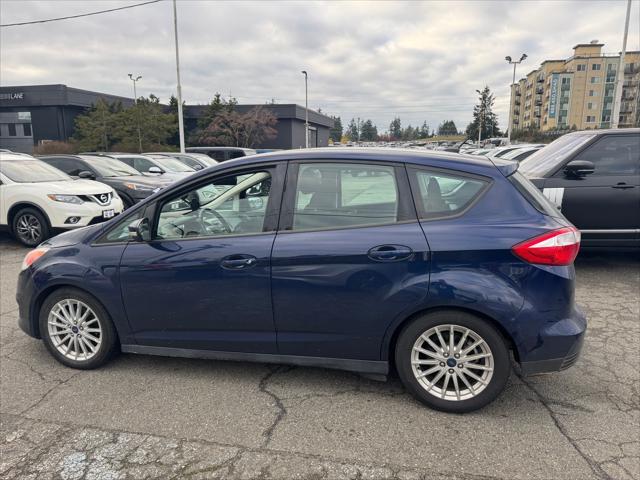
517 373 613 480
258 365 293 448
19 370 82 416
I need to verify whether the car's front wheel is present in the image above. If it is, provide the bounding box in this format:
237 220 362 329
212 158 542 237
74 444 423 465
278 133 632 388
12 208 50 247
39 288 118 369
395 311 510 413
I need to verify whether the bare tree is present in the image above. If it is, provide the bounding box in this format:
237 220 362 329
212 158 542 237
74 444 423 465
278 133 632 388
197 106 277 147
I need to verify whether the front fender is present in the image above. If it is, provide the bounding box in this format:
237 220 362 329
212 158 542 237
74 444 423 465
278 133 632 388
28 244 133 343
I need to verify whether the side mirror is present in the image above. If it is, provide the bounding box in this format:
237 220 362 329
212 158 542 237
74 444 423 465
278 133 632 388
78 170 96 180
564 160 595 178
128 217 151 242
148 166 164 174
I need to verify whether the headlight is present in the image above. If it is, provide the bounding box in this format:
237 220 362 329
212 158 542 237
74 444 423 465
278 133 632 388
47 194 83 204
21 247 50 270
124 183 154 192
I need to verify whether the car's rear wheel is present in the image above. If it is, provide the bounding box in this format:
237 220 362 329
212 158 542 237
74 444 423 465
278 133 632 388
39 288 118 369
12 208 50 247
395 311 510 413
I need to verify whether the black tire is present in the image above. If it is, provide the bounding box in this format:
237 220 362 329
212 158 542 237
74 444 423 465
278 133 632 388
12 207 50 247
39 288 119 369
395 311 510 413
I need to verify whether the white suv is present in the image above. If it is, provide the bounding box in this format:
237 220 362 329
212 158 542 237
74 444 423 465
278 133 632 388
0 153 124 246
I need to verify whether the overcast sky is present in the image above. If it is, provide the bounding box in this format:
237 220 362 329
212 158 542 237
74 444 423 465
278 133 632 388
1 0 638 133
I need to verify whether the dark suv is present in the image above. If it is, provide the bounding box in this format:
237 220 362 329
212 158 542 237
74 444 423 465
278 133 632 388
520 128 639 248
39 155 172 209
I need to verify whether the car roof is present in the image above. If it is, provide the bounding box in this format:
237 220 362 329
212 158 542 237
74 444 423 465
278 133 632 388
215 147 511 178
186 147 255 152
0 152 38 161
565 127 640 136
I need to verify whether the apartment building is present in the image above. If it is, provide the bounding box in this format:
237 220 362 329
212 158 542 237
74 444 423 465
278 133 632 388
509 41 640 132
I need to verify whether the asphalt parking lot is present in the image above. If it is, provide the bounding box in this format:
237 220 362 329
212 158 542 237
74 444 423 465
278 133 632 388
0 233 638 480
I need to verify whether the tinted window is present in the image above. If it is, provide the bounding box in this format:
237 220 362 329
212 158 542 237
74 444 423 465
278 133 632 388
519 133 596 177
43 157 89 177
410 169 487 218
292 163 398 231
23 124 32 136
156 170 272 239
513 149 538 161
84 156 139 177
8 124 16 136
575 135 639 176
209 151 226 161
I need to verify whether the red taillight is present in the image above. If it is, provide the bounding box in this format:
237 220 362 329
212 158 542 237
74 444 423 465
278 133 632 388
512 227 581 266
21 247 49 271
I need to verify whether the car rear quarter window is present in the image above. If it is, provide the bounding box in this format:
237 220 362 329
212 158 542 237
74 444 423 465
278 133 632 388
408 168 488 220
292 163 398 231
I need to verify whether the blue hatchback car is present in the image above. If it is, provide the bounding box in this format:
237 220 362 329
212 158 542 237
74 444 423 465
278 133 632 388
17 149 586 412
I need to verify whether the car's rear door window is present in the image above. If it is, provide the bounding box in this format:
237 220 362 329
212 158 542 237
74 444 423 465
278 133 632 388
292 163 398 231
566 134 639 176
408 168 488 219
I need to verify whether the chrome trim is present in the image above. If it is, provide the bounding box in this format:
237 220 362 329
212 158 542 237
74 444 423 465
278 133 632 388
87 193 112 206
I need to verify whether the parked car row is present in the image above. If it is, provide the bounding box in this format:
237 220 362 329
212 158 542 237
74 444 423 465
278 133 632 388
0 148 259 246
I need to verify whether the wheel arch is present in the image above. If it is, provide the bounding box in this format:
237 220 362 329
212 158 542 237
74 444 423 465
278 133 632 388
7 202 52 233
383 306 518 372
30 283 118 342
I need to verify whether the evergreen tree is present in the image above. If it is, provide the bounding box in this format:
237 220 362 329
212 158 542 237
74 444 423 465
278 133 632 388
346 118 359 140
389 117 402 140
329 116 343 142
465 86 501 141
72 99 121 151
437 120 458 136
360 119 378 141
419 121 430 138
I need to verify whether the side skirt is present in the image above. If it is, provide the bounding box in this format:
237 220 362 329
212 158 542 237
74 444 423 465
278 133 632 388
121 344 389 377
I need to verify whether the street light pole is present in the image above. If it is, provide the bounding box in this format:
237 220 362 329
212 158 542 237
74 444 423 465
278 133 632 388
172 0 185 152
505 53 527 143
612 0 632 129
128 73 143 153
301 70 309 148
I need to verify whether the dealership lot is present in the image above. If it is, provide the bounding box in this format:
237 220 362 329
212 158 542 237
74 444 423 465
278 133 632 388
0 233 638 479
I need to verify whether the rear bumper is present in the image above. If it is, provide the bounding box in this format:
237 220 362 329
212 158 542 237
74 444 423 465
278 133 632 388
519 306 586 375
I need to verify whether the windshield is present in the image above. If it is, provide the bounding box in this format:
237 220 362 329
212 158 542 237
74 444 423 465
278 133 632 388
153 156 195 172
84 156 140 177
519 133 596 177
0 160 71 183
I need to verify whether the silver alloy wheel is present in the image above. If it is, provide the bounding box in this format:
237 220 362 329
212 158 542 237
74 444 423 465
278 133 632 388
16 214 41 243
411 324 494 401
47 299 102 361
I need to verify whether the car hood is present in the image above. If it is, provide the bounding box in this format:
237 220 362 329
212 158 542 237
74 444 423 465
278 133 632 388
40 179 112 194
110 174 173 187
41 223 105 248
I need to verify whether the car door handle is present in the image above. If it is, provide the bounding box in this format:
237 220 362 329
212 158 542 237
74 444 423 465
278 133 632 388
368 245 413 262
221 254 257 270
611 183 634 189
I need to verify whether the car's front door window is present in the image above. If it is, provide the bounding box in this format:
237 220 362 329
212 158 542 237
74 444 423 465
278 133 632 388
156 170 272 239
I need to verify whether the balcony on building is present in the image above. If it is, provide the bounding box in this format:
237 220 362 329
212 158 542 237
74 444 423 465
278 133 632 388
535 87 544 94
620 104 633 113
514 109 520 116
624 64 639 75
515 100 521 106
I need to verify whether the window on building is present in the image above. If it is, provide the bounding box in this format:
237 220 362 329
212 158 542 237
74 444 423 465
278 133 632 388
590 77 600 84
607 63 617 71
589 90 598 97
22 123 32 137
586 116 596 123
577 64 586 71
591 64 601 71
292 163 398 231
587 103 594 110
7 124 16 136
561 78 571 84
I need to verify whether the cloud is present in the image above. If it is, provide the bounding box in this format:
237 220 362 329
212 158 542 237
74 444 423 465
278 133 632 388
1 0 637 133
